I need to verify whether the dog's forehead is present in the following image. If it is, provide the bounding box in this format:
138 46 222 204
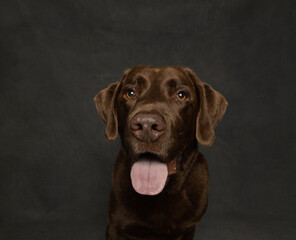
157 67 186 80
124 66 190 85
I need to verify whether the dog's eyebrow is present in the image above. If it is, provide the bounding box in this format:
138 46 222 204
125 74 149 89
121 83 136 89
135 75 148 88
166 78 178 88
122 74 149 90
166 78 192 90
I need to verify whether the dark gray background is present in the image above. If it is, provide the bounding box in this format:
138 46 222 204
1 0 295 239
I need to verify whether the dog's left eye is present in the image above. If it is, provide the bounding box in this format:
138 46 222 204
125 89 136 99
177 91 188 101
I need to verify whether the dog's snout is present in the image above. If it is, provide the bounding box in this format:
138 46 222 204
131 113 166 142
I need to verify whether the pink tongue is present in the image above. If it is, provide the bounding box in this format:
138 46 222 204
130 160 168 195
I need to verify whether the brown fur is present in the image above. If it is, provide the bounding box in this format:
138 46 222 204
94 66 227 240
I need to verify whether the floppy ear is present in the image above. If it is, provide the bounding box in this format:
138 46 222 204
94 69 131 141
184 68 228 146
94 82 121 141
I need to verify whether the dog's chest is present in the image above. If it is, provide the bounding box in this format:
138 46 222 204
115 187 198 232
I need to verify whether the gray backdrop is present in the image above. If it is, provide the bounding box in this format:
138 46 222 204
1 0 295 239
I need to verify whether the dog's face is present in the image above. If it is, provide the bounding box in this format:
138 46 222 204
118 66 198 162
94 66 227 195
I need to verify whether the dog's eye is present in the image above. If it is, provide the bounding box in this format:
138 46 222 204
125 89 136 99
177 91 188 101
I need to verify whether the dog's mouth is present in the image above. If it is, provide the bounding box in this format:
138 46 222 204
130 152 176 196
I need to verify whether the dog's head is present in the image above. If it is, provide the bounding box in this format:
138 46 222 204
94 66 227 195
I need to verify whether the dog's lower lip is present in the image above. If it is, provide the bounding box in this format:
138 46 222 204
137 152 163 162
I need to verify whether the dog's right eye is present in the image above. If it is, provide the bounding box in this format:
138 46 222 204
177 91 188 101
125 89 136 99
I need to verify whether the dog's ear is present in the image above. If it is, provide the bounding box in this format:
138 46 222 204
183 68 228 146
94 69 131 141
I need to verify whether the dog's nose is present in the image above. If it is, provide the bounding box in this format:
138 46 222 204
131 113 166 142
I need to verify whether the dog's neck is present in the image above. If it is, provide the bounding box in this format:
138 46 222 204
165 148 200 194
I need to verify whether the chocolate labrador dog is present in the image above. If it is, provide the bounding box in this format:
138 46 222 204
94 66 227 240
